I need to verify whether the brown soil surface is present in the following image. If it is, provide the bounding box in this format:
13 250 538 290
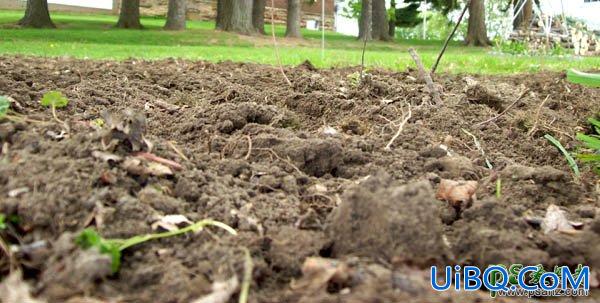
0 56 599 303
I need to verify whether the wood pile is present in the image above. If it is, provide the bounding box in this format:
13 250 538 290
508 15 599 56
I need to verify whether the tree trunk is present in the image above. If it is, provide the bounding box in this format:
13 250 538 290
465 0 490 46
285 0 302 38
220 0 255 35
19 0 55 28
164 0 186 30
371 0 390 41
358 0 372 41
388 0 395 37
252 0 265 34
116 0 142 29
216 0 224 29
513 0 532 30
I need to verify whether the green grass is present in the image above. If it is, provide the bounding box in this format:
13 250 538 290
0 10 599 74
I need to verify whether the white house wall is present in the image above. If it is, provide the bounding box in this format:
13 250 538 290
48 0 113 10
540 0 600 30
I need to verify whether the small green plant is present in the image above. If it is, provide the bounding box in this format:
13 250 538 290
75 219 236 273
40 91 69 123
566 69 600 88
576 117 600 175
0 96 9 119
545 134 580 180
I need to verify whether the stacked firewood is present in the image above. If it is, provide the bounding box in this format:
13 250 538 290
508 15 599 56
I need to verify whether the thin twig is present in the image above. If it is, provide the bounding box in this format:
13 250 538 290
238 247 253 303
408 48 442 104
384 103 412 150
527 94 551 137
474 89 529 127
270 0 292 87
431 0 471 74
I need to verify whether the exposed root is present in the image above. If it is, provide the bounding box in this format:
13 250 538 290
270 0 292 87
244 135 252 160
254 148 303 175
384 103 412 151
474 89 528 127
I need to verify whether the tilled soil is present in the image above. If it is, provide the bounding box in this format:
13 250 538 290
0 56 599 303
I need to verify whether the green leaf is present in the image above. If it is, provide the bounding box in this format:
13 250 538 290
75 229 122 273
0 214 6 230
0 96 9 119
588 117 600 129
576 154 600 163
40 91 69 108
544 134 580 178
576 133 600 150
566 69 600 88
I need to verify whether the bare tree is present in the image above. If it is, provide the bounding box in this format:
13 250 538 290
371 0 390 41
19 0 55 28
219 0 255 35
164 0 186 30
465 0 490 46
116 0 142 29
285 0 302 38
252 0 266 34
358 0 372 41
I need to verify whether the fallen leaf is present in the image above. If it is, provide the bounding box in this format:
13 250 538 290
436 179 478 209
92 151 123 163
0 271 46 303
191 276 239 303
291 257 350 292
146 162 173 176
151 214 193 231
541 204 577 234
121 157 173 177
8 187 29 198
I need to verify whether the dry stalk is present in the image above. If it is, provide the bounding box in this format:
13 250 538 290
384 103 412 151
527 94 551 137
167 141 190 162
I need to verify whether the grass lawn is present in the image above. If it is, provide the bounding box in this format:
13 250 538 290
0 10 598 74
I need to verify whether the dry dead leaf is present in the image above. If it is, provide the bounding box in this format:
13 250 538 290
101 109 148 152
541 204 578 234
146 162 173 176
0 271 46 303
151 214 192 231
191 276 239 303
92 150 123 163
291 257 350 292
436 179 478 209
121 157 173 177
